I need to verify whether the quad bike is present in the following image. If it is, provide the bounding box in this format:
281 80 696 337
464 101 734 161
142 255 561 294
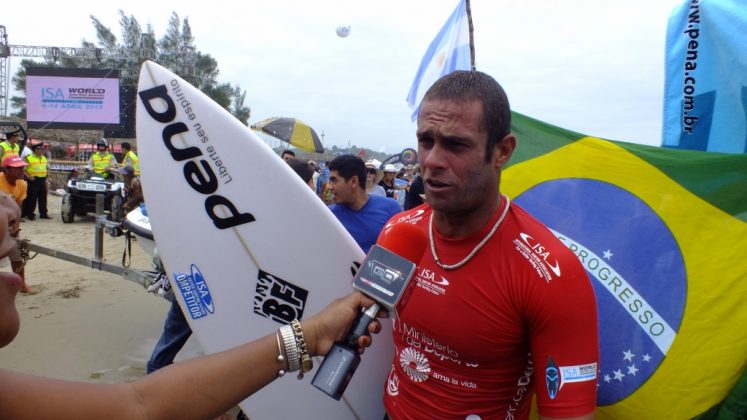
61 168 126 225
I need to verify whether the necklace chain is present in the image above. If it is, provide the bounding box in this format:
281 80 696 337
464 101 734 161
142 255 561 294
429 195 510 271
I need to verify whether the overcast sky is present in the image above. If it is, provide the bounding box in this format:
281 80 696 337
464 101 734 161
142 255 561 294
3 0 683 153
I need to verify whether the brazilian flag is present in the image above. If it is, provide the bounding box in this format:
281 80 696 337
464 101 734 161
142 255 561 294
504 113 747 418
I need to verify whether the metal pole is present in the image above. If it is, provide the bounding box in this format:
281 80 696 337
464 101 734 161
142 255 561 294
0 25 9 116
465 0 476 70
19 239 157 288
94 194 105 265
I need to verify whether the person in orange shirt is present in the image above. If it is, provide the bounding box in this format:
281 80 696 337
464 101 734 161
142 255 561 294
0 156 33 294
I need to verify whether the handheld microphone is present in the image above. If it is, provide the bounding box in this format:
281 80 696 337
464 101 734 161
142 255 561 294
312 222 427 400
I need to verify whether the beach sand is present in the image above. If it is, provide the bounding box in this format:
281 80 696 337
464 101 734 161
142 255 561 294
0 194 204 383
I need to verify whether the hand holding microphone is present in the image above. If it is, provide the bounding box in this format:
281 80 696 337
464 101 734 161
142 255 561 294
312 222 427 400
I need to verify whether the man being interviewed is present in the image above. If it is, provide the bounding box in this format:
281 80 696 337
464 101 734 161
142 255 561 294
382 71 599 420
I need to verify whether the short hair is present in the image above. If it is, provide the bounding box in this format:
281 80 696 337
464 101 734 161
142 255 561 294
287 158 314 184
281 149 296 158
121 142 132 151
422 70 512 161
328 154 366 191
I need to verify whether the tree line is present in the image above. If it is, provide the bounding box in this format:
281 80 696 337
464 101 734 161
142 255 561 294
10 10 251 125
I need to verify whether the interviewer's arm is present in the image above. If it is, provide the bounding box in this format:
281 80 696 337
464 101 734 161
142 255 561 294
0 292 379 420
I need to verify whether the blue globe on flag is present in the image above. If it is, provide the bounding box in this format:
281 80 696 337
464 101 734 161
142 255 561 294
514 179 687 405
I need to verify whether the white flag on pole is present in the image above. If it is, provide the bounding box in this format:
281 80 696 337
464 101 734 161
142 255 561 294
406 0 471 121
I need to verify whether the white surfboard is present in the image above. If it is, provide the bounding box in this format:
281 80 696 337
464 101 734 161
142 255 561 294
136 61 392 419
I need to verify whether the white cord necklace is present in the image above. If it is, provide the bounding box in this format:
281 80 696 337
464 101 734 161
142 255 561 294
429 195 510 271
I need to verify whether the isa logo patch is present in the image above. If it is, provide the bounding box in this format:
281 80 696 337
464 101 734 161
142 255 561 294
173 264 215 320
546 356 559 399
516 180 686 405
546 356 597 400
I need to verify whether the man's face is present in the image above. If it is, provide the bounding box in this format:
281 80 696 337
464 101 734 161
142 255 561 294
282 153 294 162
97 145 107 153
328 169 355 205
8 136 19 145
4 166 25 182
416 98 513 216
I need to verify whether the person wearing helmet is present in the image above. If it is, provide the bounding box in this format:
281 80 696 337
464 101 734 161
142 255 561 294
86 138 118 178
0 131 21 163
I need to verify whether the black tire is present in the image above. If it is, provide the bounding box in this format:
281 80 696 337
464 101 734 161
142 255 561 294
108 226 123 238
109 195 124 223
61 193 75 223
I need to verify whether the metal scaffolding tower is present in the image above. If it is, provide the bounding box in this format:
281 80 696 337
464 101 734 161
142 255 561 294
0 24 195 116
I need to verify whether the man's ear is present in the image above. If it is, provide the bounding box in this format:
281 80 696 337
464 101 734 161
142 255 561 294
493 134 516 168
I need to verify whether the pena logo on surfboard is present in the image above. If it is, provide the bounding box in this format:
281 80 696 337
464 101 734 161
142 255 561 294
174 264 215 319
137 83 255 231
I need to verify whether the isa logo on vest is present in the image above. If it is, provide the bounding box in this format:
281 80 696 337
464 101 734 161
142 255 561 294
173 264 215 319
515 179 686 405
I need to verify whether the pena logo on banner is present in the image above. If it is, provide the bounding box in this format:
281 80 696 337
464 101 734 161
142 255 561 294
515 179 686 405
662 0 747 153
